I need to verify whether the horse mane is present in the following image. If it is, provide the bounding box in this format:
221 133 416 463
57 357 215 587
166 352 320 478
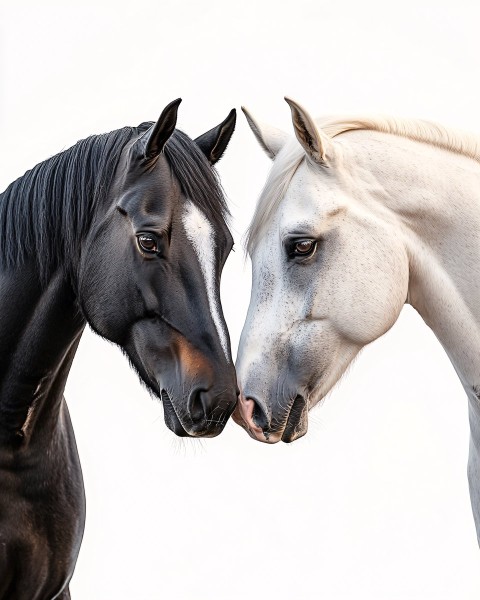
246 115 480 254
319 115 480 162
0 124 228 283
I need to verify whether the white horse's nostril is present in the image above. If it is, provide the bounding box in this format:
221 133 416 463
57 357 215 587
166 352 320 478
234 394 284 444
236 395 264 436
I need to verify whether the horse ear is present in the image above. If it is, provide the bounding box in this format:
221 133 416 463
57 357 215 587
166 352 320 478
143 98 182 159
241 107 289 160
284 97 333 165
194 109 237 165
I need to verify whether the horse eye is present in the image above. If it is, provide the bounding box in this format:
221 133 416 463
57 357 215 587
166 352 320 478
137 234 158 254
293 239 316 256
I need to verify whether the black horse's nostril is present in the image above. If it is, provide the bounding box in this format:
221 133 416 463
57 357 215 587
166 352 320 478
188 388 207 423
251 398 269 431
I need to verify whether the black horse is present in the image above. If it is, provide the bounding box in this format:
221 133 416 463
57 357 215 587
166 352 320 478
0 99 238 599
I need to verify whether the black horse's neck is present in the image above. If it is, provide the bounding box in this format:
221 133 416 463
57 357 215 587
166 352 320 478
0 125 138 446
0 264 85 445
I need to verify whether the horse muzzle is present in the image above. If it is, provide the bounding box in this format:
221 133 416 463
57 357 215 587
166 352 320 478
162 385 237 438
131 319 238 438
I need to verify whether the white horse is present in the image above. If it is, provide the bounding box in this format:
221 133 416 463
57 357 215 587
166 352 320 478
234 97 480 544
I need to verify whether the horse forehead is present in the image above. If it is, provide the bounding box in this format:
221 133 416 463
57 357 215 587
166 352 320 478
117 157 178 215
181 201 215 241
279 164 344 224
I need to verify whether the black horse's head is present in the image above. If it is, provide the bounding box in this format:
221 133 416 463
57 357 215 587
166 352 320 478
78 100 238 437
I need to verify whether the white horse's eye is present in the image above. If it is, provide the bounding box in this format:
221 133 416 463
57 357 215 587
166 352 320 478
295 240 315 255
287 238 317 259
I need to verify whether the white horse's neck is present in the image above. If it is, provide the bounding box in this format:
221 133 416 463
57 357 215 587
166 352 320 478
345 128 480 543
345 130 480 398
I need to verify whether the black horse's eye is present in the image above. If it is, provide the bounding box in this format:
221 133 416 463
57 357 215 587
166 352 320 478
292 239 316 257
137 233 158 254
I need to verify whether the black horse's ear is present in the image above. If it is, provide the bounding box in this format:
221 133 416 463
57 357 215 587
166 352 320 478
194 109 236 165
144 98 182 159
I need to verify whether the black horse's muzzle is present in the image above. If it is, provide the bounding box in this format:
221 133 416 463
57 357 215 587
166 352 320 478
161 387 237 438
129 317 238 438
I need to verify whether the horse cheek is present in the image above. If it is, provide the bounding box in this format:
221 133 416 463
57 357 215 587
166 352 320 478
333 238 408 345
78 228 140 342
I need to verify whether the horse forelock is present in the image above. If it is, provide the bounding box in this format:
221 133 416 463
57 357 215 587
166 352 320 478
245 140 305 256
164 129 230 230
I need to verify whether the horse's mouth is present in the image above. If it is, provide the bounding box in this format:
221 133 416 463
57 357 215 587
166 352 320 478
280 395 308 443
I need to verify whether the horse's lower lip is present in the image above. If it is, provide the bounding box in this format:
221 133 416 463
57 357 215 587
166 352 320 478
161 391 191 437
281 395 308 443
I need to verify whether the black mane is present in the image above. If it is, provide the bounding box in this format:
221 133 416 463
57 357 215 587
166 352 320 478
0 124 228 283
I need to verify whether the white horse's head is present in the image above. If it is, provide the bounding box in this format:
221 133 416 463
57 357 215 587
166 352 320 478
234 99 410 443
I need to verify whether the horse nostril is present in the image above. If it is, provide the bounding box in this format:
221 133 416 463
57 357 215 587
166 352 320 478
251 398 269 431
188 389 207 423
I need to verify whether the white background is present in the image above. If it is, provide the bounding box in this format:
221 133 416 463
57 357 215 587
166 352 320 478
1 1 480 598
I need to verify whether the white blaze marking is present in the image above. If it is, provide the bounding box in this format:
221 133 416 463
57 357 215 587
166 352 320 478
182 201 229 361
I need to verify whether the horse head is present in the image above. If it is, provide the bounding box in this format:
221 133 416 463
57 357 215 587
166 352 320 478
79 100 239 437
235 98 409 442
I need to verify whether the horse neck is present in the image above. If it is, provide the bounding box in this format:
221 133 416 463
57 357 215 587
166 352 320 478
355 131 480 395
0 263 85 445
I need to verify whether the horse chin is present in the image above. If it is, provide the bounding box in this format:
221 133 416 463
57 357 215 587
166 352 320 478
280 420 308 443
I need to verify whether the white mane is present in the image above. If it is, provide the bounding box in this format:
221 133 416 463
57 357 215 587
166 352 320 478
246 115 480 254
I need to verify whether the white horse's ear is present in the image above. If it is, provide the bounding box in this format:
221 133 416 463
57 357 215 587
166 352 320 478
285 97 333 165
241 106 289 160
